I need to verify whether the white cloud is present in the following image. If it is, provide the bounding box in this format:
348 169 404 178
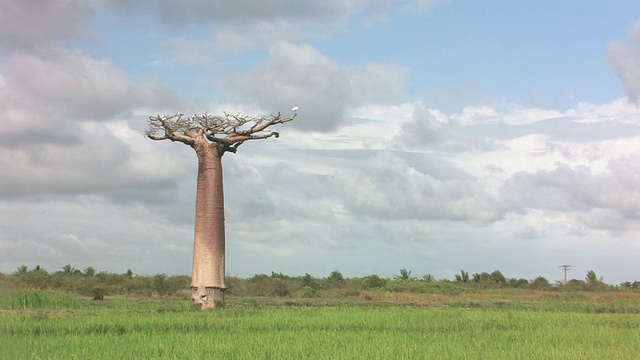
229 42 408 131
0 43 186 205
609 19 640 103
0 49 184 202
0 0 92 48
0 198 194 274
106 0 436 54
1 48 177 124
1 2 639 285
348 63 410 104
107 0 393 53
393 105 451 149
228 42 349 131
3 96 640 283
214 21 308 53
153 0 353 25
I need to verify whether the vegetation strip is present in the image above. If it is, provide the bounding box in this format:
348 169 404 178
2 301 639 359
2 267 640 359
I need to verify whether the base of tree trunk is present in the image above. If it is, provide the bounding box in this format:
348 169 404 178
191 286 225 309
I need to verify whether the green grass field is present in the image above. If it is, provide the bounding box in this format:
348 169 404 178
1 291 639 359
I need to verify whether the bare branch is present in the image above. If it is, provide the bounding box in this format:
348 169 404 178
146 113 198 145
248 131 280 140
146 110 297 153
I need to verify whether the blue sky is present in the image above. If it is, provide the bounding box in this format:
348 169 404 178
88 1 638 110
1 0 640 284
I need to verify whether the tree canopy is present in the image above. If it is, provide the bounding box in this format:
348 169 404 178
146 112 296 154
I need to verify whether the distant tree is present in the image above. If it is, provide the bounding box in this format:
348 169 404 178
328 270 345 282
508 278 530 288
585 270 602 284
270 271 291 280
22 266 50 289
394 268 414 281
472 273 481 283
567 279 586 289
530 276 550 290
62 264 75 274
619 281 640 290
362 274 386 289
84 267 96 277
14 265 28 275
454 270 470 283
421 273 435 283
489 270 506 284
125 269 134 279
326 270 346 288
147 110 296 308
473 272 492 283
301 273 319 290
251 273 270 282
271 280 291 297
153 273 169 295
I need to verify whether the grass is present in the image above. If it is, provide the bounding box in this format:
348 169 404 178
1 289 81 310
1 291 639 359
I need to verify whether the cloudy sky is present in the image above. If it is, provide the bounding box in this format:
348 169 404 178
1 1 639 284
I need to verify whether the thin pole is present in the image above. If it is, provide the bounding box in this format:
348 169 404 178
560 264 571 285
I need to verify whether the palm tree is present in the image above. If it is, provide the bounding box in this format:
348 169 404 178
472 273 481 283
124 269 134 279
585 270 601 284
147 110 296 308
421 273 435 283
394 268 414 281
62 264 75 274
14 265 28 275
84 267 96 277
454 270 469 282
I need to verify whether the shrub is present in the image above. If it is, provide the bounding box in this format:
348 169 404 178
301 273 320 290
328 270 344 282
490 270 506 284
531 276 551 290
361 275 386 289
153 274 169 295
245 277 295 297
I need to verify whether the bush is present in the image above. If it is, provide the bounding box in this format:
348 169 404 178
490 270 506 284
245 277 296 297
153 274 169 295
301 273 320 290
531 276 551 290
508 278 530 288
362 275 386 289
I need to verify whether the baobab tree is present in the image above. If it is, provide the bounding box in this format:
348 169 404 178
146 109 297 308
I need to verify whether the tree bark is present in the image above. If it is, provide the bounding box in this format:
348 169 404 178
190 140 226 308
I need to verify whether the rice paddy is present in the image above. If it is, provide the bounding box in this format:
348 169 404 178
1 292 639 359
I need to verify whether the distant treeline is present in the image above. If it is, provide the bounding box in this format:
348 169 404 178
2 265 639 299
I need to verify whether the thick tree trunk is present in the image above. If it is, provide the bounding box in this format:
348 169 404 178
147 112 295 309
190 143 226 308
